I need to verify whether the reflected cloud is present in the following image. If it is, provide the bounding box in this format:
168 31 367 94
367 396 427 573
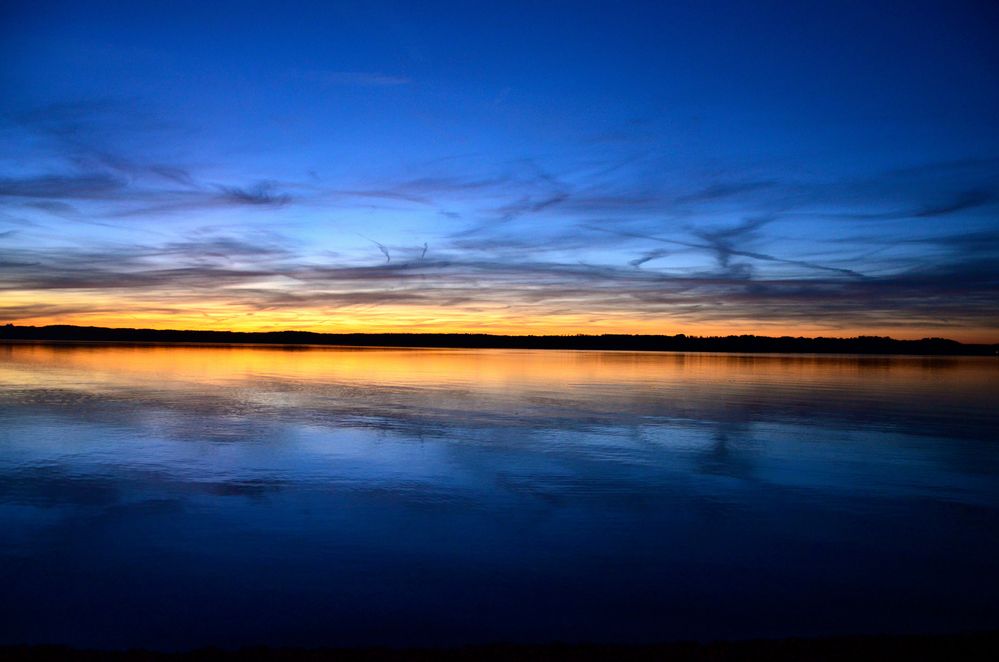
2 345 998 648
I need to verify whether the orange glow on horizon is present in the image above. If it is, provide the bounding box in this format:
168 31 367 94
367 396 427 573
8 306 997 344
4 287 996 343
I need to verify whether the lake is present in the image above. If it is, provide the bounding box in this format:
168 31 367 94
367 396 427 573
1 343 997 650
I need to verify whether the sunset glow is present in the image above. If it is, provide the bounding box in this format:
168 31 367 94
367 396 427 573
5 4 999 656
2 2 997 341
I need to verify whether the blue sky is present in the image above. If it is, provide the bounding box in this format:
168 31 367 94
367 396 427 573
2 1 998 339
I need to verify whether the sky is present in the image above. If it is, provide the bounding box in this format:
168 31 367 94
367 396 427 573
1 1 998 341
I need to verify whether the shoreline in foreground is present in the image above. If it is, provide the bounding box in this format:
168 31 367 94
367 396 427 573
3 632 998 661
2 324 997 356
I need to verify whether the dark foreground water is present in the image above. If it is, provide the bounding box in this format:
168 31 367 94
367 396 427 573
1 344 997 650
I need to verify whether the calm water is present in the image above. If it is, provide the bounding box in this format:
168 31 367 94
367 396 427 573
1 344 998 649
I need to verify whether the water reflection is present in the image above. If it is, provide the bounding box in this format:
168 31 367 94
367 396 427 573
1 344 997 650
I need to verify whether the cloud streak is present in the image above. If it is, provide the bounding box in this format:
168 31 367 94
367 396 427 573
295 70 412 87
2 100 997 338
2 224 996 336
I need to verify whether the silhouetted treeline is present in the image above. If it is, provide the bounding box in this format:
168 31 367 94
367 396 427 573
3 324 996 355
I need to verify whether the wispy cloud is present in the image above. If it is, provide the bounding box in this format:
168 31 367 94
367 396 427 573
827 189 997 220
2 224 996 334
295 70 411 87
2 99 997 337
0 174 128 199
217 181 292 206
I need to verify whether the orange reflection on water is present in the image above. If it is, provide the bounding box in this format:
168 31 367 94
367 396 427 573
3 342 996 403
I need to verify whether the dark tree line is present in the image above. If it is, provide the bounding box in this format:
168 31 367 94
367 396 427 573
3 324 996 355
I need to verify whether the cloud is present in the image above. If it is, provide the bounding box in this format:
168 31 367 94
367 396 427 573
217 181 292 206
2 225 996 334
0 173 294 216
630 248 671 268
363 237 392 263
2 100 295 219
0 173 293 217
149 165 197 187
0 174 128 199
913 189 995 218
834 189 998 220
676 180 777 204
296 70 411 87
585 221 867 279
2 102 997 336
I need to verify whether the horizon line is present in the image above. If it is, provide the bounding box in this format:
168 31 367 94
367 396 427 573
3 323 997 355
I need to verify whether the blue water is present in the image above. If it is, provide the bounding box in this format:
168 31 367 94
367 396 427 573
1 344 997 649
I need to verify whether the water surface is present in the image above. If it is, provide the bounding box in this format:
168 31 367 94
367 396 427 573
1 344 997 649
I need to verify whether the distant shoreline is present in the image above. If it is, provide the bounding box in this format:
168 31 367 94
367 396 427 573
2 324 997 356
